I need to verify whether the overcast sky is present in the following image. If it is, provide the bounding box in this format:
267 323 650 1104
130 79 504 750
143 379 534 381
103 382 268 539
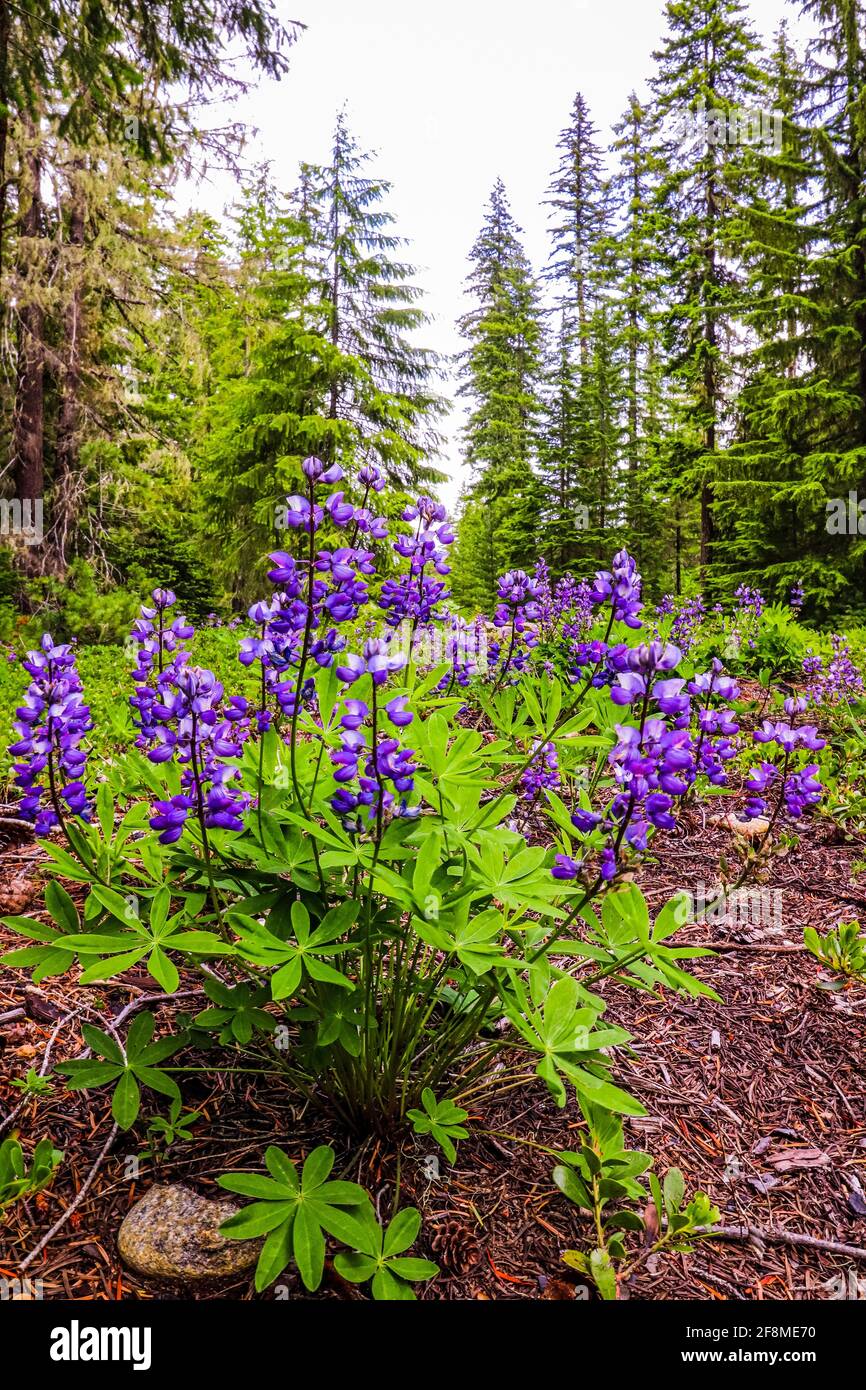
193 0 797 503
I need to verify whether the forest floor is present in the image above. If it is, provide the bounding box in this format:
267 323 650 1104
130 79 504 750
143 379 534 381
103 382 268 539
1 792 865 1301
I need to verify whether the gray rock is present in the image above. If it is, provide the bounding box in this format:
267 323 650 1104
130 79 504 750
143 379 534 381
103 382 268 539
118 1183 261 1280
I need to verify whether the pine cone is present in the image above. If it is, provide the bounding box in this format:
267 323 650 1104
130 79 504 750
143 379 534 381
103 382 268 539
0 873 39 914
429 1220 481 1275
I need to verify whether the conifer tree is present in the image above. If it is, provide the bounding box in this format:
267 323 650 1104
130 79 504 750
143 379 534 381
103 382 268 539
453 180 544 605
649 0 765 592
296 113 445 486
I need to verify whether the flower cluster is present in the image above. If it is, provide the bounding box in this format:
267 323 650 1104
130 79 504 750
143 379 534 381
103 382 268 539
490 570 543 682
803 636 863 706
609 641 688 722
330 678 418 828
129 589 194 748
743 719 826 822
735 584 765 619
521 741 560 801
379 495 453 630
554 713 695 884
9 636 92 835
588 550 643 629
147 666 251 843
256 459 380 720
687 659 740 785
435 612 485 691
655 595 706 653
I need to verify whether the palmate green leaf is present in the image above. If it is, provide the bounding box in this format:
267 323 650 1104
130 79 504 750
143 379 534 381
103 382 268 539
111 1070 141 1129
218 1145 369 1291
332 1251 378 1283
265 1146 299 1189
292 1204 326 1290
81 1024 125 1065
387 1256 439 1280
383 1207 421 1258
57 1059 122 1089
146 947 179 993
218 1173 293 1201
371 1268 416 1300
44 880 79 934
221 1201 297 1239
79 947 149 984
256 1218 295 1293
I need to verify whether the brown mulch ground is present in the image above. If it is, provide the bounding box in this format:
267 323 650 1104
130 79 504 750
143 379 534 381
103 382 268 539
1 796 865 1302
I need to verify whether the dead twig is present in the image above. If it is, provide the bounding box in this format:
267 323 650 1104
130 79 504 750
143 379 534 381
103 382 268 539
19 1122 120 1272
701 1224 866 1261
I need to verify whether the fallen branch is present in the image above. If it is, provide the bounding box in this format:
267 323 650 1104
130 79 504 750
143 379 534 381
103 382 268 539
688 942 806 953
19 1121 120 1272
700 1223 866 1261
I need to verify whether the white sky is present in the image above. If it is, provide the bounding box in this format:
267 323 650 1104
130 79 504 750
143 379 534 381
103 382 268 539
192 0 796 504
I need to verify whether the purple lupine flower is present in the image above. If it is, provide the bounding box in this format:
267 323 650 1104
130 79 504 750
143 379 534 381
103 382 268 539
521 741 559 800
744 719 825 823
259 469 377 720
552 853 582 880
329 716 418 828
588 549 643 629
379 495 454 631
609 643 688 721
803 637 863 706
144 664 251 842
687 659 741 787
9 635 93 834
129 589 194 749
336 638 406 687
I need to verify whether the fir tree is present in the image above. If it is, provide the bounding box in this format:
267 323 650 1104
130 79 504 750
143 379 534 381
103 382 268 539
649 0 765 592
453 179 544 605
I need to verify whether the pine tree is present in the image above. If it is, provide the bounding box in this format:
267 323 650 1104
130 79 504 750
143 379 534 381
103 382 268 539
296 113 445 486
607 92 669 584
649 0 765 593
538 94 623 575
453 180 544 606
715 22 821 603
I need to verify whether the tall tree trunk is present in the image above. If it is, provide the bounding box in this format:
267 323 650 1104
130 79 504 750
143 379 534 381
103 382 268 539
12 125 44 505
54 159 86 569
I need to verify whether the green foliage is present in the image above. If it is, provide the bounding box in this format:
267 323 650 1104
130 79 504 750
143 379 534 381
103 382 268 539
333 1203 439 1301
10 1067 54 1099
554 1101 719 1299
55 1012 185 1130
804 921 866 985
407 1088 470 1163
0 1136 63 1219
218 1145 371 1293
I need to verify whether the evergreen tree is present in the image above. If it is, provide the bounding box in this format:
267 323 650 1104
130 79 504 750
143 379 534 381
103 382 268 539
538 95 623 575
649 0 765 592
607 92 669 585
296 113 445 486
453 180 544 606
716 22 823 604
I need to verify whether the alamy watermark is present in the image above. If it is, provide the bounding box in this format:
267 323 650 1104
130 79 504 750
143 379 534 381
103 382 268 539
1 1275 44 1300
681 881 783 932
670 97 783 155
0 496 43 546
826 491 866 535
